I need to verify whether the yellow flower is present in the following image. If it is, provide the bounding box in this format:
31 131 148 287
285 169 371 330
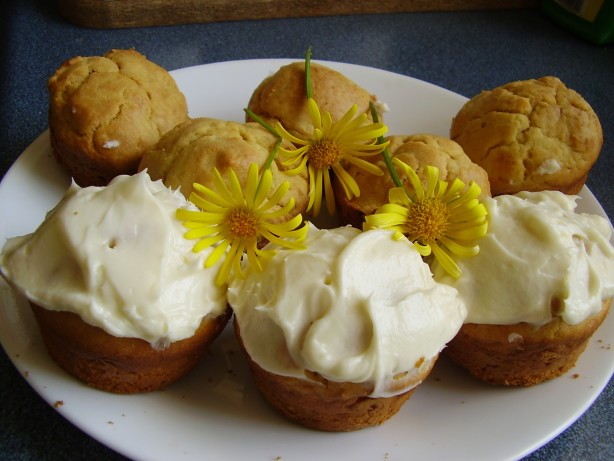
364 159 488 278
176 163 308 285
275 98 388 216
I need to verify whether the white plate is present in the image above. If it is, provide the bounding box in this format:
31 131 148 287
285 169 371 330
1 59 613 461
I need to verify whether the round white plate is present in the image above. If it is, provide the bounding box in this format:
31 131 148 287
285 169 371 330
0 59 613 461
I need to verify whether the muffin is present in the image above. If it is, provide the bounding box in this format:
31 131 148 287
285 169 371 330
0 171 231 394
246 61 382 138
450 76 603 196
335 134 491 228
443 301 610 386
139 117 309 221
433 190 614 386
48 49 189 187
228 224 467 431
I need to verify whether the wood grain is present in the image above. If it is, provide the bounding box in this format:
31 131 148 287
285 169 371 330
58 0 539 29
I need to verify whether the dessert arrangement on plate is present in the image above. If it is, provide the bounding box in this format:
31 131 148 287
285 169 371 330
1 48 613 433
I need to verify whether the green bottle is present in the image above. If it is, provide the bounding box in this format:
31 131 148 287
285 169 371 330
541 0 614 44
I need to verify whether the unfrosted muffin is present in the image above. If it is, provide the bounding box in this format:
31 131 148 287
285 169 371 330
229 224 467 431
450 76 602 196
139 117 309 221
433 191 614 386
246 61 381 138
48 49 189 186
0 171 231 393
335 134 491 228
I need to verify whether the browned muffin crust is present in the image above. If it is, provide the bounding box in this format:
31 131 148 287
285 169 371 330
450 76 602 196
444 299 610 386
48 48 188 186
246 61 380 138
335 133 491 228
234 319 431 431
139 117 309 222
31 303 232 394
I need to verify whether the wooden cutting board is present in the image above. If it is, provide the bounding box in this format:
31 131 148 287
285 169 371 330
58 0 539 29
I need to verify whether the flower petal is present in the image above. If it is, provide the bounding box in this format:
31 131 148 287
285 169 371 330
431 243 462 278
193 234 225 252
343 156 384 176
204 238 231 267
394 158 425 201
446 221 489 240
307 98 322 129
245 163 261 205
438 235 480 258
332 164 360 199
276 122 309 146
388 187 412 206
253 168 273 208
412 241 432 256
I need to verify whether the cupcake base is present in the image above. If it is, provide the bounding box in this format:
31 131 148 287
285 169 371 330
444 299 610 386
31 303 232 393
235 320 429 431
245 356 416 432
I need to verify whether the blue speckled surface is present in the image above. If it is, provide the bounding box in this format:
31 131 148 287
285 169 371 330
1 1 612 460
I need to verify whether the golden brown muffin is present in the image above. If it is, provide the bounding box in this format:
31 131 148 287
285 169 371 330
139 117 310 220
444 299 610 386
246 61 381 138
335 133 491 228
234 320 430 432
31 303 232 394
48 48 189 186
450 76 602 196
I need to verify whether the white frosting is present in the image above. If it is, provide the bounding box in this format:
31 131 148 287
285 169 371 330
0 171 227 346
228 224 466 398
434 191 614 326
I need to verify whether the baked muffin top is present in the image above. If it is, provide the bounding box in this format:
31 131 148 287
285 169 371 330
450 76 602 196
246 62 379 137
335 133 491 226
48 48 188 185
139 117 309 220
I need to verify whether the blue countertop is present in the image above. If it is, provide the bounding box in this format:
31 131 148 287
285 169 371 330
1 0 612 460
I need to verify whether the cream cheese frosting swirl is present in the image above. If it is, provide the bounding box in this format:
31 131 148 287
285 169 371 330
434 191 614 326
228 224 467 398
0 171 227 346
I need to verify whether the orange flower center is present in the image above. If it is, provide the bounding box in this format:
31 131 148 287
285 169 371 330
308 138 341 169
228 208 260 238
406 198 450 243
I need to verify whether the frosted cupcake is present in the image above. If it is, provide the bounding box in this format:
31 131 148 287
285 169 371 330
0 171 231 393
229 224 466 431
433 191 614 386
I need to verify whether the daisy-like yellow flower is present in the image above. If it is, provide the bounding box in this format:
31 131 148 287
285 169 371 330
176 163 308 286
364 159 488 278
275 98 388 216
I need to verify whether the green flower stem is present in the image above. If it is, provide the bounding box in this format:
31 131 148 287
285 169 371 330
243 107 283 197
264 138 282 172
244 108 279 136
369 101 403 188
254 137 282 199
305 46 313 99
